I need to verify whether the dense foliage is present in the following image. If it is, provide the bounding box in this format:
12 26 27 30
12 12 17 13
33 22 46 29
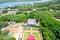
0 14 27 22
39 11 60 40
0 30 16 40
15 14 27 23
2 9 8 13
34 1 60 11
0 20 8 29
27 10 40 21
40 27 56 40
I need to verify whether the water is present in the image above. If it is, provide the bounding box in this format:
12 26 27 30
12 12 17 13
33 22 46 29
0 0 51 8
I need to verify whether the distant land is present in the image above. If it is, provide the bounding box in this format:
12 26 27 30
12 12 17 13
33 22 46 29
0 0 41 3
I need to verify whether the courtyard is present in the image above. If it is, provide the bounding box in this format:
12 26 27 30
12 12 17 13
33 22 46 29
1 22 42 40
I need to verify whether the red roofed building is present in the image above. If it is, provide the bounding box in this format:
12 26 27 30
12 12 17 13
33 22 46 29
27 34 36 40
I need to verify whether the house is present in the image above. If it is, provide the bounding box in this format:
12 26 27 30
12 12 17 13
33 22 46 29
9 21 16 24
7 10 16 14
7 8 17 14
25 19 39 27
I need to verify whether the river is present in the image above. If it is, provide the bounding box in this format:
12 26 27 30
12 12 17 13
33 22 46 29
0 0 51 8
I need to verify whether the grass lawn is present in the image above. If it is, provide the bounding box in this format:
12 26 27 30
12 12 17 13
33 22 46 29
23 27 31 30
24 32 40 40
33 32 40 40
24 32 30 40
32 27 38 30
23 27 39 30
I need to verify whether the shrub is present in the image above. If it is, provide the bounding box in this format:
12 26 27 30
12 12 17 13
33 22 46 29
2 9 8 13
9 37 16 40
0 21 8 29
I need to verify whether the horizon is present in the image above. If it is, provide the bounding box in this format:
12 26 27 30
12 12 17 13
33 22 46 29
0 0 51 8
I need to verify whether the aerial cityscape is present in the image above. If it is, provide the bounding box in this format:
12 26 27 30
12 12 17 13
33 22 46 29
0 0 60 40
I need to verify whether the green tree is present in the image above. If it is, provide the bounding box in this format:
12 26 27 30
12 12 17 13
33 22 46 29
15 14 27 23
2 9 8 13
0 37 4 40
1 14 17 21
9 37 16 40
1 30 9 36
0 21 8 29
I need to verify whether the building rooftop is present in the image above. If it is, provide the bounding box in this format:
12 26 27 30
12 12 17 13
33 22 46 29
25 19 39 27
0 9 2 14
27 19 36 25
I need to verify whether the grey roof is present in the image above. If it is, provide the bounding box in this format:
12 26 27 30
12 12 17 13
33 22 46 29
0 9 2 14
25 19 39 26
27 19 36 25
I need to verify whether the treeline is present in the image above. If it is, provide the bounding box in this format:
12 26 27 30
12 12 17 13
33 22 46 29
9 0 60 11
34 1 60 11
39 11 60 40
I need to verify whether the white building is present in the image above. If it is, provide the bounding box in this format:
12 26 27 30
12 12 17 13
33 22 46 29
7 10 16 14
25 19 39 27
7 8 17 14
0 9 2 15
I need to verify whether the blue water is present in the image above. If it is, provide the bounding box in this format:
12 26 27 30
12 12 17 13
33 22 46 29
0 0 51 8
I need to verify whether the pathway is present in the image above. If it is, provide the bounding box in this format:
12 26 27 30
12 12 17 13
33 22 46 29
40 32 43 40
24 30 39 32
